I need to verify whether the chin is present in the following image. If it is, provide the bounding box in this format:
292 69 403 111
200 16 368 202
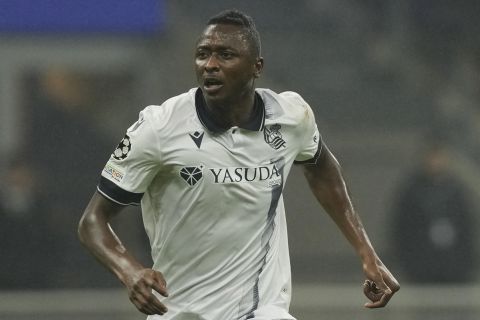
202 90 228 104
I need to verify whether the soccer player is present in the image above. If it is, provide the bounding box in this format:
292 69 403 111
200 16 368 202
78 9 399 320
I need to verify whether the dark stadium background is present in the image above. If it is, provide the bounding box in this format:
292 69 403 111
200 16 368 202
0 1 479 319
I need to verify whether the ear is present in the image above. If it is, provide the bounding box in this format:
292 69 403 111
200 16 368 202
253 57 264 78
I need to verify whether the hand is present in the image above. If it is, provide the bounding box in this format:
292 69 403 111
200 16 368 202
124 268 169 315
362 259 400 308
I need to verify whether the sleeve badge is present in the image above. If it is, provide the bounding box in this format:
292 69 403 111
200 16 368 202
112 134 132 160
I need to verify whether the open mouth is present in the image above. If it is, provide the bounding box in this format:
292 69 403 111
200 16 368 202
203 78 223 93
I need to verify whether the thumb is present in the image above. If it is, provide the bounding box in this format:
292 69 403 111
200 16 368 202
151 271 168 297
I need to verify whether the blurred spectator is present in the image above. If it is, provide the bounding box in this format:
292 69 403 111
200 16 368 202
430 50 480 164
391 144 476 283
0 158 51 289
22 69 116 287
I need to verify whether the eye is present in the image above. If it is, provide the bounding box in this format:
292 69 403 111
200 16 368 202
195 50 209 60
219 51 234 59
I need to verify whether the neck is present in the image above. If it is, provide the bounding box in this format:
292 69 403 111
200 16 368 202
204 89 256 129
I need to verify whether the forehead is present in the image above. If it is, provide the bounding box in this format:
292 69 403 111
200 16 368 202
197 24 250 51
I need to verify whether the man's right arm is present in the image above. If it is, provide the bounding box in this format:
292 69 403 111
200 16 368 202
78 191 168 315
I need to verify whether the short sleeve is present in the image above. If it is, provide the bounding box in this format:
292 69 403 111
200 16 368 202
98 107 161 205
292 95 322 164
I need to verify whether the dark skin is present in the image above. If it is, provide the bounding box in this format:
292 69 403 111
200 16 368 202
303 145 400 308
78 193 168 315
78 23 399 316
195 24 263 128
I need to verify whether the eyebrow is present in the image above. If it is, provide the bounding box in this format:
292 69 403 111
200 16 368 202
196 44 237 52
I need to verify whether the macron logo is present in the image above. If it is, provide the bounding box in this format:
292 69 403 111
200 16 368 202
189 131 204 149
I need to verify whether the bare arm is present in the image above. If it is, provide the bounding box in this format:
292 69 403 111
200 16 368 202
78 191 168 315
302 144 400 308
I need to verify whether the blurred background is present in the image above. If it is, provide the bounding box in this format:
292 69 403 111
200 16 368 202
0 0 479 319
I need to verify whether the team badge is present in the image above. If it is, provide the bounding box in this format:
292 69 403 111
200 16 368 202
112 134 132 160
180 165 204 186
264 124 286 149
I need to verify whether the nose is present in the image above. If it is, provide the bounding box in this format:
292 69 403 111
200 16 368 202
205 54 220 72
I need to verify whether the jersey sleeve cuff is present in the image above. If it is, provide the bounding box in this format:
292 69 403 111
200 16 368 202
97 176 143 206
294 140 323 165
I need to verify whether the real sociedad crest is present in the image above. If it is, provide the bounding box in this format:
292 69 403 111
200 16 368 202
264 124 286 149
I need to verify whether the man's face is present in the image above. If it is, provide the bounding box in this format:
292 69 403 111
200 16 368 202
195 24 263 105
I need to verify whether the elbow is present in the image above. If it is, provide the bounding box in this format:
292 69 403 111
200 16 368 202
77 214 88 246
77 210 95 246
77 192 114 247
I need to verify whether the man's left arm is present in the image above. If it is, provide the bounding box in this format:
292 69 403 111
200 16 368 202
301 142 400 308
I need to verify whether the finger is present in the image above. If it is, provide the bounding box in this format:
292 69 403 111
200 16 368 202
150 278 169 297
364 288 393 308
377 263 400 293
133 294 168 316
145 293 168 314
363 280 381 295
131 283 168 315
383 272 400 293
130 294 157 315
136 285 168 315
363 284 382 302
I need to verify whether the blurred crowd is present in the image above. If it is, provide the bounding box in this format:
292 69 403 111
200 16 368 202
0 70 150 289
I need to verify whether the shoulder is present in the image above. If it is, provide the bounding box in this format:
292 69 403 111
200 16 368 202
280 90 308 104
141 89 195 119
256 88 309 109
257 88 313 123
138 89 196 130
257 88 307 105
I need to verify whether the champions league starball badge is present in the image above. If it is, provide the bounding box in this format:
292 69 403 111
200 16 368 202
112 134 132 160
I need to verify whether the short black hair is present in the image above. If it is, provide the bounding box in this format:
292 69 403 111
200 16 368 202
207 9 261 57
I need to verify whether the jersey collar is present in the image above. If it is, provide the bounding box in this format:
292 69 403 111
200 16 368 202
195 88 265 133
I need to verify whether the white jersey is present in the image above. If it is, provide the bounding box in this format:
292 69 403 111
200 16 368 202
98 88 321 320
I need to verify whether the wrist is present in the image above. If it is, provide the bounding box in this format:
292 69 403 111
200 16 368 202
357 247 378 266
113 257 144 286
